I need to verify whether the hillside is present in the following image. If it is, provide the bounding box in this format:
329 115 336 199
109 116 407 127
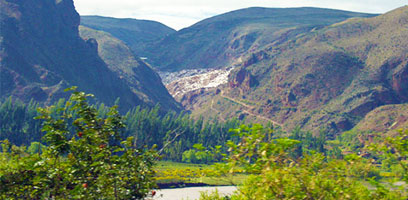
144 7 376 72
0 0 178 111
78 26 181 110
80 15 176 57
182 6 408 135
354 103 408 134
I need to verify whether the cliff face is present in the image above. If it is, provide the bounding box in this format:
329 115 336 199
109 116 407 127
0 0 175 111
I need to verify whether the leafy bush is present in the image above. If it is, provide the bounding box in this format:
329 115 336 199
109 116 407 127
182 144 221 164
0 87 157 199
201 124 405 200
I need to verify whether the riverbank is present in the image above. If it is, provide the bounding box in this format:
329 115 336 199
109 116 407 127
151 186 237 200
155 161 247 188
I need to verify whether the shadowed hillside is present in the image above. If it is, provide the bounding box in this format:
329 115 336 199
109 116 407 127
79 26 181 110
0 0 179 111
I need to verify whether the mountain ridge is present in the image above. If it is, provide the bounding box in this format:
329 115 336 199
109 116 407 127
80 15 176 57
143 7 376 72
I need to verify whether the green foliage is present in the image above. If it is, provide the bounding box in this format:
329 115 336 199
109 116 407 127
182 149 213 164
181 143 224 164
0 97 42 145
0 95 241 162
26 142 46 155
0 88 157 199
154 161 246 187
200 189 231 200
369 129 408 181
124 106 241 161
201 124 405 200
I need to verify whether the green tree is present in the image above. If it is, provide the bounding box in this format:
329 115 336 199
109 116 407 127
0 87 157 199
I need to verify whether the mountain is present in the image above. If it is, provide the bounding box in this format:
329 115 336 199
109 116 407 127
78 26 181 110
80 15 176 57
143 7 376 72
0 0 179 111
180 6 408 135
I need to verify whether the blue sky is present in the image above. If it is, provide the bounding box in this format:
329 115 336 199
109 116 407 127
74 0 407 30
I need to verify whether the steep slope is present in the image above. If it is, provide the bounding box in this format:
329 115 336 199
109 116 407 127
186 6 408 135
354 103 408 134
145 7 376 71
0 0 178 111
80 16 175 57
78 26 181 110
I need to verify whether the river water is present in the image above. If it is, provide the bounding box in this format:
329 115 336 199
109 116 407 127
151 186 237 200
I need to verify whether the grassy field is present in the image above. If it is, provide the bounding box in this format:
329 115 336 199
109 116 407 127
154 161 247 188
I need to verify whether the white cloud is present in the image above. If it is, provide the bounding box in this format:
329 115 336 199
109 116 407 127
73 0 407 30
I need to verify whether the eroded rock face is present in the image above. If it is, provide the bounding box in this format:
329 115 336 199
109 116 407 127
0 0 147 110
392 62 408 101
180 88 206 106
228 68 256 93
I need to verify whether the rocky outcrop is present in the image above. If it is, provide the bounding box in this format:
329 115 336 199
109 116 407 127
228 68 256 93
180 88 206 106
391 61 408 101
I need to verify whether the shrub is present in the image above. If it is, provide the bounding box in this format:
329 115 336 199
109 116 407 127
0 87 157 199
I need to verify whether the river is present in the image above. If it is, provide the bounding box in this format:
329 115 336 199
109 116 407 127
151 186 237 200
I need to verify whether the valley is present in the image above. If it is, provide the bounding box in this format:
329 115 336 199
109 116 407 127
155 6 408 135
1 0 408 199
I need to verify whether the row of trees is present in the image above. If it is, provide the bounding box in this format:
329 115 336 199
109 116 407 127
0 98 42 145
0 95 241 161
0 95 353 164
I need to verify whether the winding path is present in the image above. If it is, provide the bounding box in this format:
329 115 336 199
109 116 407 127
218 90 283 127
